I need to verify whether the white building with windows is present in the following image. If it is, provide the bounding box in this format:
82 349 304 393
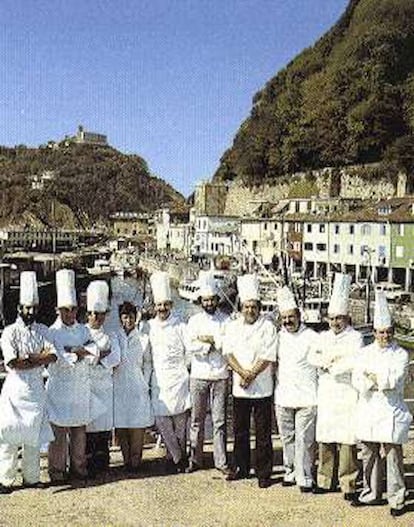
191 215 240 259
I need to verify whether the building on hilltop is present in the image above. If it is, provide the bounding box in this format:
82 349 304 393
75 125 108 146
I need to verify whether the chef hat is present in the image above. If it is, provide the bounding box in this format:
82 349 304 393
19 271 39 307
150 271 172 303
277 286 297 313
328 273 351 316
87 280 109 313
237 274 260 304
56 269 77 308
198 270 218 298
373 290 392 330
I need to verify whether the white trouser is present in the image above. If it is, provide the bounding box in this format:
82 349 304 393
156 412 188 464
0 443 40 486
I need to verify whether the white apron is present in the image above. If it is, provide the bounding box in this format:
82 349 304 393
86 327 121 432
309 326 363 445
149 315 191 417
353 341 412 444
46 318 104 427
0 319 55 447
113 328 154 428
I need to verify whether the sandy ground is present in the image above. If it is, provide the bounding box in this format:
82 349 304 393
1 437 414 527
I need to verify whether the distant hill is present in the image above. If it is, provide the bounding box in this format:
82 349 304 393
0 144 186 228
214 0 414 186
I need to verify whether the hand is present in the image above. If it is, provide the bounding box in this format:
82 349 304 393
198 335 215 346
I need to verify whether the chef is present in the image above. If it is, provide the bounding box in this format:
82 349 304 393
113 301 153 472
85 280 121 476
186 270 230 474
223 274 278 489
0 271 57 493
47 269 101 483
351 291 412 517
274 286 318 492
149 271 191 473
308 273 363 501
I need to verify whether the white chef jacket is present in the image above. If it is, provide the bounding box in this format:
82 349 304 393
308 325 363 445
223 315 278 399
149 314 191 417
0 317 56 446
46 318 102 427
275 324 318 407
86 325 121 432
113 327 154 428
353 340 412 444
186 310 229 380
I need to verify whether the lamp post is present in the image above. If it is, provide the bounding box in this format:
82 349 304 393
363 248 375 324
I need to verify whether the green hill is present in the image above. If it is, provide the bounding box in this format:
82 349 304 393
0 144 185 228
214 0 414 185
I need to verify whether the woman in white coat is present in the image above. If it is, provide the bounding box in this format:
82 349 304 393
85 281 121 476
113 302 153 472
351 292 412 517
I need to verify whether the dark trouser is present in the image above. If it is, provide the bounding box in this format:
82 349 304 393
232 396 273 480
86 431 111 473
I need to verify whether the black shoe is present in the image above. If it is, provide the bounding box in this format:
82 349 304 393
299 486 313 493
390 507 405 517
0 484 13 495
185 462 202 474
281 480 296 487
226 467 249 481
175 458 188 474
217 466 233 476
258 478 271 489
351 498 387 508
344 492 358 502
312 486 330 495
22 481 48 489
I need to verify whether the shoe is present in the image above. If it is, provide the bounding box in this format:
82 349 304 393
299 486 313 493
22 481 48 489
258 478 272 489
225 467 249 481
344 492 358 502
217 466 233 476
175 458 188 474
390 507 405 517
281 480 296 487
312 486 330 495
350 498 387 508
0 484 12 495
185 462 202 474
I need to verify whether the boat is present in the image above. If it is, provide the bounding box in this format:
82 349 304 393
87 258 111 276
301 297 329 325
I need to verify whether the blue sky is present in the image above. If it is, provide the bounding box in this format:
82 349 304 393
0 0 349 196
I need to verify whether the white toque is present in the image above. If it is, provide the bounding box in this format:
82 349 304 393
198 270 218 298
87 280 109 313
237 274 260 304
328 272 351 316
56 269 77 308
277 286 297 313
373 290 392 330
150 271 172 303
19 271 39 307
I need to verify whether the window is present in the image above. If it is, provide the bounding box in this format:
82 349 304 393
274 223 278 230
396 246 404 258
334 224 340 235
380 223 387 236
316 243 326 251
398 224 405 236
348 244 354 255
307 224 312 233
319 224 326 233
349 225 354 235
361 224 371 236
264 223 268 231
304 242 313 251
333 244 340 254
